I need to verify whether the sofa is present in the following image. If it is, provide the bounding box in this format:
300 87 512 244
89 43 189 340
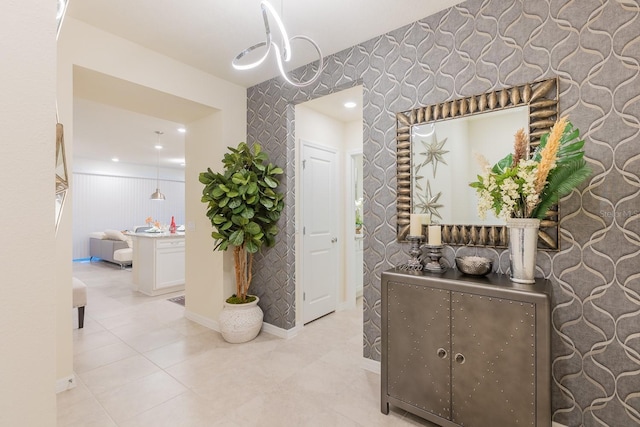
89 229 133 268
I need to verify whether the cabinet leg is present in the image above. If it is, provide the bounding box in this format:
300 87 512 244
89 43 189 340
78 306 85 329
381 400 389 415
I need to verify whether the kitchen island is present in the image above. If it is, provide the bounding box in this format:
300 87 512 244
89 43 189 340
128 232 185 296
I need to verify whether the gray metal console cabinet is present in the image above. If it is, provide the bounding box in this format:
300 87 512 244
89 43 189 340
381 268 551 427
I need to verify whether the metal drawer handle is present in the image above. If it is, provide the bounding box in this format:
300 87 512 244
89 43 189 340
455 353 466 364
437 348 447 359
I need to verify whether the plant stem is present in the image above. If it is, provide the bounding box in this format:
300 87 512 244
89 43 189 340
233 246 244 301
247 252 253 297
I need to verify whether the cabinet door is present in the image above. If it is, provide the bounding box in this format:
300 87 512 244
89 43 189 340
155 242 185 289
386 281 451 419
451 292 536 427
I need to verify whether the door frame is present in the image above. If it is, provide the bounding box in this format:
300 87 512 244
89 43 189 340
342 149 363 310
295 138 342 326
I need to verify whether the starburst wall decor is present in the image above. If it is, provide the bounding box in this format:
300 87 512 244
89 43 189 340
418 136 449 177
412 131 448 220
414 181 443 220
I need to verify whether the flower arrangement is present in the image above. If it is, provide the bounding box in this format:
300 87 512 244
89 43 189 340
470 117 591 220
145 216 161 229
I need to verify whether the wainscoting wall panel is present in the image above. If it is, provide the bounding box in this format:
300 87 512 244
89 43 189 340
247 1 640 425
72 173 185 260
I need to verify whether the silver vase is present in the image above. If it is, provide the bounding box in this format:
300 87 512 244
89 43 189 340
506 218 540 284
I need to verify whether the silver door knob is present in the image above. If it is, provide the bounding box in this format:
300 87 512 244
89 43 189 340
331 237 338 243
455 353 466 364
437 348 447 359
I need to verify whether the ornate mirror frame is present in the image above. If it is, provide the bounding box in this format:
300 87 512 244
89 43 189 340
396 77 560 250
56 123 68 233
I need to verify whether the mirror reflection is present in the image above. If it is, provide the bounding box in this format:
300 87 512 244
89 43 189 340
56 123 68 193
396 78 560 249
55 123 68 232
411 106 528 225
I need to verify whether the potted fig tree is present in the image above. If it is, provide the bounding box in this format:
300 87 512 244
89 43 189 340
199 142 284 343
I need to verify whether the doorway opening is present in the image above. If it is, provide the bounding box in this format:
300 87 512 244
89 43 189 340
294 85 363 327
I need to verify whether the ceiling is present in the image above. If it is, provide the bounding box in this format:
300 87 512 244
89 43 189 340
67 0 462 169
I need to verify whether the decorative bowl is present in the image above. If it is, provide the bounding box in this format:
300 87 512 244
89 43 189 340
455 256 493 276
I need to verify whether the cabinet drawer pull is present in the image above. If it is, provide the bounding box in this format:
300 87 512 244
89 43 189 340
437 348 447 359
455 353 466 364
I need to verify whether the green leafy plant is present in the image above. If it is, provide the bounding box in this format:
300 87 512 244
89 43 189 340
355 197 363 227
199 142 284 303
470 117 591 220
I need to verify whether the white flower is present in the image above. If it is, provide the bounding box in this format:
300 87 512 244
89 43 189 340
477 189 493 220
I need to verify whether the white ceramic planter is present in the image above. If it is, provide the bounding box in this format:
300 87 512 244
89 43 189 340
219 296 263 343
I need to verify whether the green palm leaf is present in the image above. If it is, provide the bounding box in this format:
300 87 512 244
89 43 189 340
533 123 584 166
531 158 591 219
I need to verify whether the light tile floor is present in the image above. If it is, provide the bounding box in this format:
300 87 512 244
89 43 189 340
58 260 436 427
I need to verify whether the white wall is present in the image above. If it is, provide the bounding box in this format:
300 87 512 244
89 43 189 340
0 1 57 425
184 113 236 328
57 17 246 384
345 120 364 152
72 173 185 259
74 157 185 181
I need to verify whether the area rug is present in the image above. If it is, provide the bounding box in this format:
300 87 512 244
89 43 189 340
167 295 185 306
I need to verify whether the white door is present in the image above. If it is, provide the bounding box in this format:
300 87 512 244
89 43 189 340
302 142 338 324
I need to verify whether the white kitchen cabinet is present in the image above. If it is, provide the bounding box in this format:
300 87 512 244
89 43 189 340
130 233 185 296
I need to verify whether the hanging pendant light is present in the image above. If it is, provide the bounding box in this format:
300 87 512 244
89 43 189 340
232 0 324 87
150 131 166 201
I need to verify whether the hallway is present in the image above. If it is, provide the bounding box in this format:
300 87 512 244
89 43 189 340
57 260 434 426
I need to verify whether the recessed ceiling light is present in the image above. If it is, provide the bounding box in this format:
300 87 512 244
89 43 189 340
177 127 186 133
344 101 357 109
155 145 163 150
111 157 119 162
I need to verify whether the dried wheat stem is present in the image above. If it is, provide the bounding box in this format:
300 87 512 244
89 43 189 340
512 128 529 167
535 116 568 193
474 151 490 172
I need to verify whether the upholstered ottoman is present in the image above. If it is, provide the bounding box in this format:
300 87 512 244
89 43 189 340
72 277 87 329
113 247 133 267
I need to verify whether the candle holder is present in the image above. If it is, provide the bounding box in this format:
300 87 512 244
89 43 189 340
400 235 424 271
422 244 445 273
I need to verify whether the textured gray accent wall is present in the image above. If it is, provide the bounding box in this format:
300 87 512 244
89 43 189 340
247 1 640 425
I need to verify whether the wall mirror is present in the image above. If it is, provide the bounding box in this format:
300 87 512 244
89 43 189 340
56 123 68 233
396 78 559 249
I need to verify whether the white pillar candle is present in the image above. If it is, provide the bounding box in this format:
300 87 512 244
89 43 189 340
409 214 423 236
418 213 430 226
428 225 442 245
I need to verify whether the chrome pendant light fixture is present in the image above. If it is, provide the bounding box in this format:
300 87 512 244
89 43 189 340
150 131 166 201
232 0 324 87
56 0 70 40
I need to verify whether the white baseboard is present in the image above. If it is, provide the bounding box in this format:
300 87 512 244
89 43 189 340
56 375 76 393
262 322 302 339
184 310 219 332
362 357 381 374
356 287 363 298
552 423 568 427
185 309 300 339
337 301 356 311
